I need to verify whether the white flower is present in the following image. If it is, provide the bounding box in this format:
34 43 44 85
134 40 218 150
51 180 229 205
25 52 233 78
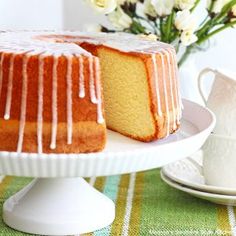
180 30 198 46
144 0 158 17
88 0 117 14
108 7 133 30
175 9 197 31
175 0 196 10
150 0 174 17
210 0 231 13
232 4 236 16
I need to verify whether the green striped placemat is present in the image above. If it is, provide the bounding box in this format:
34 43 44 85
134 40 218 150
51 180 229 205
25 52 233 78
0 169 234 236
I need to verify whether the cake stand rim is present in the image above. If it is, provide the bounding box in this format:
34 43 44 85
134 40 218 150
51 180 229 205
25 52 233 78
0 99 216 177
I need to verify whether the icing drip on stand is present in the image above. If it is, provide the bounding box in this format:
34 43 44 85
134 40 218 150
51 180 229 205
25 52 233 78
66 56 73 145
17 56 29 153
50 57 59 150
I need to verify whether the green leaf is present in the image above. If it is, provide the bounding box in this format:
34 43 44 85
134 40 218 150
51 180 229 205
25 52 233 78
221 0 236 14
130 20 146 34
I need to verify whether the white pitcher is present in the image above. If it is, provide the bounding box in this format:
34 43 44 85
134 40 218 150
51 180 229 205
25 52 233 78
198 68 236 137
198 68 236 188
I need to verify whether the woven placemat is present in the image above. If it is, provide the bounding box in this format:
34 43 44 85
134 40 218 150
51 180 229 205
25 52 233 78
0 169 234 236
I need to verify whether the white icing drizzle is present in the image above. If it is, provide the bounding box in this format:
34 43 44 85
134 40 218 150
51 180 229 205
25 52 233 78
159 50 170 136
4 54 15 120
94 57 104 124
169 49 181 125
17 55 29 153
162 48 177 130
78 56 85 98
37 55 44 154
170 48 182 123
0 53 4 99
50 56 59 150
0 31 174 59
152 54 162 117
88 57 98 104
66 56 73 145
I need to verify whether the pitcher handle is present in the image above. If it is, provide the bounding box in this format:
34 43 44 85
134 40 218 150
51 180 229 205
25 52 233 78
198 68 217 105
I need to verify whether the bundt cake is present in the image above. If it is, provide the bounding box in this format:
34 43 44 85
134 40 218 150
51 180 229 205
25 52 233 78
0 31 182 154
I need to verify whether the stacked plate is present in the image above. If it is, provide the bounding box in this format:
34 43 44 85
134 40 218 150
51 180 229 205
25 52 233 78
161 151 236 206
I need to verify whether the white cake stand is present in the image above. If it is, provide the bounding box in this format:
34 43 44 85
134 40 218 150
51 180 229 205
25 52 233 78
0 99 215 235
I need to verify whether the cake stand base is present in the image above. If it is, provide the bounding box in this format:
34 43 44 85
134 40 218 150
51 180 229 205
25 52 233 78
3 177 115 235
0 100 215 235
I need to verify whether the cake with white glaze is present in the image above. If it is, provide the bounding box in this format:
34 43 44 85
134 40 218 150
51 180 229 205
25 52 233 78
0 31 182 153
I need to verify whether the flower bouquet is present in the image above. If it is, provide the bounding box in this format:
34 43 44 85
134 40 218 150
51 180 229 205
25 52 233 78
87 0 236 66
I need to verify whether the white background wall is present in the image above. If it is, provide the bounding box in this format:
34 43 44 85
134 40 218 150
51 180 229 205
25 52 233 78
0 0 235 72
0 0 107 30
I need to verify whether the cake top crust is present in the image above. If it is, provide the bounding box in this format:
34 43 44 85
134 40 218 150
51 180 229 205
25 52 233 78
0 31 174 56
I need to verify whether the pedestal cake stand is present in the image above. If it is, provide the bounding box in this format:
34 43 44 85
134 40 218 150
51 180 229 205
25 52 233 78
0 100 215 235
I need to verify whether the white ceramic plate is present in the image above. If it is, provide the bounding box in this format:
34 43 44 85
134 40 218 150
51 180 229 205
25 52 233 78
162 152 236 195
0 99 215 178
161 171 236 206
